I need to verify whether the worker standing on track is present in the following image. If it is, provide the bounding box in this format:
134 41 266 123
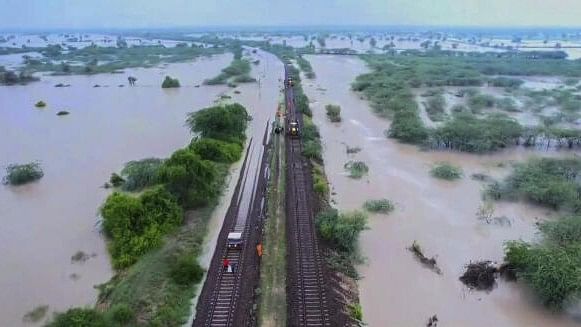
256 242 263 257
223 258 230 272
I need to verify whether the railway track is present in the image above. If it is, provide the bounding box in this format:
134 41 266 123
285 66 331 327
193 126 271 327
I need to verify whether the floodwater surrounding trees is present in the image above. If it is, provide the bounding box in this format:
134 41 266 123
301 54 581 327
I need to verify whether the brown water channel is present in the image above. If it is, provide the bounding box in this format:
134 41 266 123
0 54 233 326
302 54 581 327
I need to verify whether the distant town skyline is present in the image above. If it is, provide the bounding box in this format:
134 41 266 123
1 0 580 30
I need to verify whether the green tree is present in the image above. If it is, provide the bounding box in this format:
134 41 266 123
186 103 250 142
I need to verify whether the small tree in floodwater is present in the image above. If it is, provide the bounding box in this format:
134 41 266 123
3 162 44 185
430 162 463 180
161 76 180 88
325 104 342 122
344 161 369 179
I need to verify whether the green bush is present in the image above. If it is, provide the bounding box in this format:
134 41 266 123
468 94 496 112
316 209 368 253
387 109 429 144
109 303 134 324
505 240 581 309
109 173 125 187
303 140 322 161
490 157 581 209
189 138 242 163
349 303 363 321
46 308 106 327
161 76 180 88
169 254 205 285
101 187 183 268
3 162 44 185
186 103 250 142
363 199 395 213
157 148 218 207
35 100 46 107
432 113 522 153
344 161 369 179
430 162 463 180
425 94 447 121
120 158 164 192
325 104 342 122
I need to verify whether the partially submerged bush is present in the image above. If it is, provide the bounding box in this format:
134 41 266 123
3 162 44 185
22 305 49 323
325 104 342 122
161 76 180 88
56 110 70 116
488 157 581 210
346 146 362 154
430 162 463 180
344 161 369 179
363 199 395 214
35 101 46 108
120 158 164 192
316 209 368 253
186 103 250 143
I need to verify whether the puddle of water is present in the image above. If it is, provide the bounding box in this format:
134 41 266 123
303 54 581 327
0 54 232 327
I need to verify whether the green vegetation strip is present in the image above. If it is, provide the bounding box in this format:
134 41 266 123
487 157 581 310
353 53 581 153
46 103 250 326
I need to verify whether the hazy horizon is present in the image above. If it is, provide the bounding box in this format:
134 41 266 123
1 0 581 31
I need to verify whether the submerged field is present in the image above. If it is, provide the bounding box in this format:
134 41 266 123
302 54 581 327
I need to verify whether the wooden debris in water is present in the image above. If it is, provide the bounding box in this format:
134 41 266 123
408 241 442 275
426 315 438 327
459 261 499 291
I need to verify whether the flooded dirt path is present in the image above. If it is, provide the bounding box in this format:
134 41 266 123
302 55 580 327
0 54 232 326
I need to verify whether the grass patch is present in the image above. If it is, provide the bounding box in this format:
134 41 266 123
430 162 463 180
363 199 394 214
344 161 369 179
204 58 253 85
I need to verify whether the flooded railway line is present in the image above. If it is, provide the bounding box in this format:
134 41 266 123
193 123 271 327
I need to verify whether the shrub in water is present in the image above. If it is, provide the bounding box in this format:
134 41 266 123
363 199 395 213
430 162 463 180
344 161 369 179
3 162 44 185
120 158 163 192
325 104 342 122
35 101 46 108
161 76 180 88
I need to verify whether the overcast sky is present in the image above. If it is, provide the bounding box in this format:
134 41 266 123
1 0 580 30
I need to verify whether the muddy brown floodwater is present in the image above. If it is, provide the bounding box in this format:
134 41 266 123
0 53 232 327
302 55 581 327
